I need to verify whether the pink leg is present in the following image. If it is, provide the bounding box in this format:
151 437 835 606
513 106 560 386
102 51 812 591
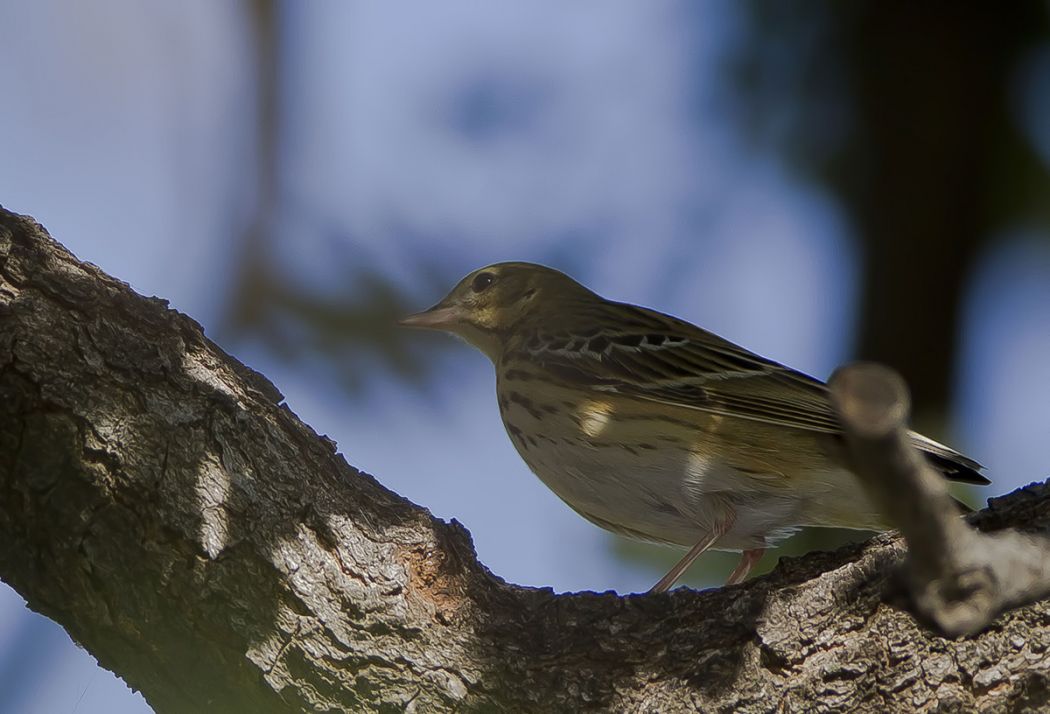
648 531 720 594
649 511 735 594
725 548 764 586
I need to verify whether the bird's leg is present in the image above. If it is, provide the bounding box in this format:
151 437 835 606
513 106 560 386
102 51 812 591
648 511 735 594
648 532 720 594
725 548 764 586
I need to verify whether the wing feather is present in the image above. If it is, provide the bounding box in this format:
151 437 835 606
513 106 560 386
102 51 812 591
519 302 987 484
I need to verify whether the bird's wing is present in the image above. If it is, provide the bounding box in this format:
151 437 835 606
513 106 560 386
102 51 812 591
520 302 987 484
525 306 840 432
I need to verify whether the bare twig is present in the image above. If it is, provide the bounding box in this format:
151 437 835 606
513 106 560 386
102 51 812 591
829 362 1050 636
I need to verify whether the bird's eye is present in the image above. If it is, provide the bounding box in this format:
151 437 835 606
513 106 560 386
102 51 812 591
471 272 496 293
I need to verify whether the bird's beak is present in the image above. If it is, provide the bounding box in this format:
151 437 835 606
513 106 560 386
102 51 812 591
398 303 465 331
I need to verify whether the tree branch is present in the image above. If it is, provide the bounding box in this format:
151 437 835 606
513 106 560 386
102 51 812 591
1 206 1048 712
830 363 1050 636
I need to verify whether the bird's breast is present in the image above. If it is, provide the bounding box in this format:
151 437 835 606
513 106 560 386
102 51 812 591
494 375 735 545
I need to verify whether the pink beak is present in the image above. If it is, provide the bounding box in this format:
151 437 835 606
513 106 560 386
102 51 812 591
398 305 464 330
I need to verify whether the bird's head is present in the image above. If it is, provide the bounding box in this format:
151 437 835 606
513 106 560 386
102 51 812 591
400 262 593 360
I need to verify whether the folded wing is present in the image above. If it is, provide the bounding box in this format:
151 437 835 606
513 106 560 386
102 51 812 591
522 302 988 486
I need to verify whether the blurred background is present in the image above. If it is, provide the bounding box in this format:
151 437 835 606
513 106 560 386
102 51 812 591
1 1 1049 711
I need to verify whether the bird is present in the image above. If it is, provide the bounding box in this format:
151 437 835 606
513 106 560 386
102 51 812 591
400 262 987 592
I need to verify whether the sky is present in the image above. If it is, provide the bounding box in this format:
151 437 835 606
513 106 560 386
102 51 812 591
0 2 1048 712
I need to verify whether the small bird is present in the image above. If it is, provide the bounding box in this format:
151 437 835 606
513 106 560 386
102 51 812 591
401 262 987 592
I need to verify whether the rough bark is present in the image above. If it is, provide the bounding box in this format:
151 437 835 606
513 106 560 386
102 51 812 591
0 206 1048 713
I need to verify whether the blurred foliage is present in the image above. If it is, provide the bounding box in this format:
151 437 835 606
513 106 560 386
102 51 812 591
725 2 1050 225
724 1 1050 424
223 0 459 391
220 232 456 391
